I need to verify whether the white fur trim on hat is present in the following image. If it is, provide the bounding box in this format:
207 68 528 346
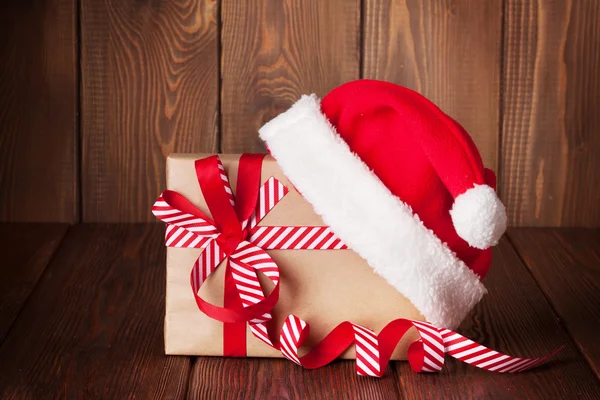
259 94 486 329
450 185 507 250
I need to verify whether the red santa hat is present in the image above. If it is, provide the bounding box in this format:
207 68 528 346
259 80 507 329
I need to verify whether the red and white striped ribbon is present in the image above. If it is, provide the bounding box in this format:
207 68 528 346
352 324 382 376
276 316 557 377
153 177 288 311
249 226 348 250
153 196 218 249
217 158 236 207
411 321 445 372
247 177 288 230
230 240 279 342
154 161 560 377
190 239 223 293
279 315 308 365
245 177 346 249
440 328 553 372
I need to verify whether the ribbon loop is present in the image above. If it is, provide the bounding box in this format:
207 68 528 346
271 316 556 378
195 156 243 239
153 156 286 326
235 153 267 224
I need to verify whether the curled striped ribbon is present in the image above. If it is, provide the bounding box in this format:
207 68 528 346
153 155 560 377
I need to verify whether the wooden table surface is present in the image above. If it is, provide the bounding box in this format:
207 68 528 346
0 224 598 399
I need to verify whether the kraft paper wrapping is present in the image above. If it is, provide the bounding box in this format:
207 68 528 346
165 154 425 360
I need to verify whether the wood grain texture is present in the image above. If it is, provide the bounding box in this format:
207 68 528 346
0 225 598 397
508 228 600 378
188 356 401 399
363 0 502 169
81 0 219 222
220 0 360 152
501 0 600 227
0 225 191 399
0 0 77 222
393 237 600 399
0 224 68 343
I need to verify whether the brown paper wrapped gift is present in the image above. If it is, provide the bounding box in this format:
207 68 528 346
164 153 424 359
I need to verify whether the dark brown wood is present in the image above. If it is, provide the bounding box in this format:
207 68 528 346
0 225 598 397
1 1 599 227
0 1 77 222
0 224 68 343
394 237 600 399
80 0 219 222
220 0 360 153
0 224 191 399
508 228 600 378
363 0 502 169
501 0 600 227
189 356 402 399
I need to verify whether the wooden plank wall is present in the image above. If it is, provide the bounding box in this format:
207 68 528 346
80 0 220 222
0 0 77 222
1 0 598 225
501 0 600 227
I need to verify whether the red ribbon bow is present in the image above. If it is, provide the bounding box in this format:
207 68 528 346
154 154 286 355
153 154 561 377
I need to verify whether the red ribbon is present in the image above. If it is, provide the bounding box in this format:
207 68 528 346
154 154 561 376
195 154 272 356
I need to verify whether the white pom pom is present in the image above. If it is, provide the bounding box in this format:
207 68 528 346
450 185 507 250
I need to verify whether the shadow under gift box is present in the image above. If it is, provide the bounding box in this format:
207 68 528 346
164 153 425 359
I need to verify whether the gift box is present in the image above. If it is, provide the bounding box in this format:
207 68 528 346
163 153 424 360
153 80 558 376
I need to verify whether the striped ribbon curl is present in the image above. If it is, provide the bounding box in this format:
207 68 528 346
153 155 560 377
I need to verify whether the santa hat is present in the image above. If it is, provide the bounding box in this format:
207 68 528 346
259 80 507 329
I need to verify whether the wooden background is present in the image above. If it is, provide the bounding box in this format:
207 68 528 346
1 0 598 225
